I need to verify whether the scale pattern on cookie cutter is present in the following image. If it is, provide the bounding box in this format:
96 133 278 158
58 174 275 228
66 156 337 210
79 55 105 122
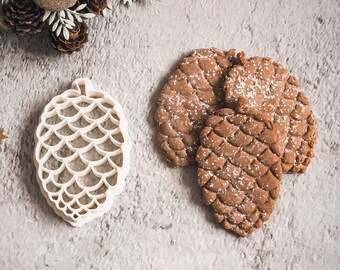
34 78 131 227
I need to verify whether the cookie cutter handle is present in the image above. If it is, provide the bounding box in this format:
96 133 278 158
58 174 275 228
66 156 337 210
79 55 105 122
71 78 94 95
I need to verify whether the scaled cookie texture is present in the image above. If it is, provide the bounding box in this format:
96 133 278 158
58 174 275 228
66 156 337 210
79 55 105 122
155 48 239 167
196 102 282 236
225 53 316 173
225 53 289 120
274 75 317 173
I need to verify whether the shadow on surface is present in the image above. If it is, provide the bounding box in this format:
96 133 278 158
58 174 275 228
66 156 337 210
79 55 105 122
0 27 61 57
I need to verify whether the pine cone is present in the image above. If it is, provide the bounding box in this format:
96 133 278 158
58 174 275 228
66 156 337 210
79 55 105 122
3 0 45 35
49 21 89 54
78 0 107 15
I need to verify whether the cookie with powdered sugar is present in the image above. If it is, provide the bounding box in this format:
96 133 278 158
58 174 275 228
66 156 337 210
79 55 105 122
196 99 282 237
155 48 239 167
225 53 316 173
274 75 316 173
224 52 289 121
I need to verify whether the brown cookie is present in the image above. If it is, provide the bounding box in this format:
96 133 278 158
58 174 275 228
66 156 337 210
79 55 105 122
155 48 239 167
225 53 316 173
196 100 282 237
225 53 290 120
274 75 317 173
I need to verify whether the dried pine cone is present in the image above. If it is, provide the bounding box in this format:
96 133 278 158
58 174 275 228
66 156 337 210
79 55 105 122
78 0 107 15
49 21 89 54
3 0 45 35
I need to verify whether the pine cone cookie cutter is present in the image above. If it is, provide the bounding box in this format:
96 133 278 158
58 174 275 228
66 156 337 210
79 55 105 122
155 48 239 167
34 78 131 226
196 101 282 237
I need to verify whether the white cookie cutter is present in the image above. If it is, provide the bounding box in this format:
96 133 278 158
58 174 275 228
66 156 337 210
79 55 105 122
34 78 131 227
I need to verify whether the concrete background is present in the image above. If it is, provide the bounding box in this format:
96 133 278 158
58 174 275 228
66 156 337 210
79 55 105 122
0 0 339 269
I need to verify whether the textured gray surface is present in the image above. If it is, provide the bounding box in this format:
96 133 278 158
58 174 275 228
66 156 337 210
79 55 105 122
0 0 339 269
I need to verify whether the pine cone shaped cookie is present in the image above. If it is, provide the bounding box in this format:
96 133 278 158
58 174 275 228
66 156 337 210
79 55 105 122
49 21 88 54
225 53 290 120
225 53 316 173
155 48 239 167
274 76 317 173
3 0 45 35
196 100 282 237
34 78 131 226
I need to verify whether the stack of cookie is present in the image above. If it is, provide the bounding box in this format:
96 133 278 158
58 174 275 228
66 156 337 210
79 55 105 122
155 48 317 237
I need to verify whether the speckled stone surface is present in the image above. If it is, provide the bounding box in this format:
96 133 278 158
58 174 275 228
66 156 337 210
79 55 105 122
0 0 339 269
